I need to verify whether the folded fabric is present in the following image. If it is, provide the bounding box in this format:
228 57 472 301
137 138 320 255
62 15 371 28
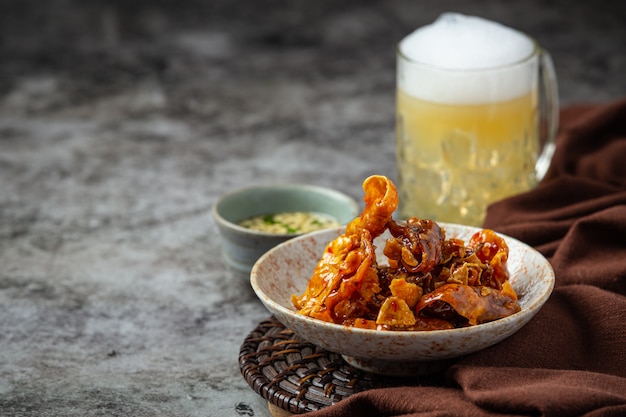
306 98 626 417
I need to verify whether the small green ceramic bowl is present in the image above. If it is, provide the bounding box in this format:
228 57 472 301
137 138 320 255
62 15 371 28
212 184 360 279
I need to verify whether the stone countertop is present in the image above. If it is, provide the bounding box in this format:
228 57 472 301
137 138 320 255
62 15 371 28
1 1 624 416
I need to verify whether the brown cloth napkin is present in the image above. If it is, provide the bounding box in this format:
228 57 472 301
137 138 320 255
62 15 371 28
307 98 626 417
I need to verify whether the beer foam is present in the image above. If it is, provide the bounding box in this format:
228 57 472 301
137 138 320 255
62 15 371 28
398 13 538 104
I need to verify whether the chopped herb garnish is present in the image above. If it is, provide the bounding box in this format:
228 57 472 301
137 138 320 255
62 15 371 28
239 211 340 234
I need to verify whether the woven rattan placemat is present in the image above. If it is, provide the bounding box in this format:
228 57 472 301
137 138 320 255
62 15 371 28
239 316 445 415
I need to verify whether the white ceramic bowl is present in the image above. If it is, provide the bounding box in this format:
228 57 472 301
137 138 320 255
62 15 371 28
251 224 555 375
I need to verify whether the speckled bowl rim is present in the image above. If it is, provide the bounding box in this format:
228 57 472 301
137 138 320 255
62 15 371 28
251 224 555 343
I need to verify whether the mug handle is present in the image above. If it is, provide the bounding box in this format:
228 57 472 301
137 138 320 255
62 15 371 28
536 49 559 181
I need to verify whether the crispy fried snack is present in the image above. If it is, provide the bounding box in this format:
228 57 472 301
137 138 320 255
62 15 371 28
291 175 521 330
291 175 398 323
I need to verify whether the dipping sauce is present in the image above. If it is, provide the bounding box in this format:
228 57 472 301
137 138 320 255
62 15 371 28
239 212 340 234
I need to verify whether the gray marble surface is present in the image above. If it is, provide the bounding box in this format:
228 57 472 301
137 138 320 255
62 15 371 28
1 1 625 416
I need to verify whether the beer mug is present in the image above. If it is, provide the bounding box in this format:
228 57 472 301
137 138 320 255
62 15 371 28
396 13 558 226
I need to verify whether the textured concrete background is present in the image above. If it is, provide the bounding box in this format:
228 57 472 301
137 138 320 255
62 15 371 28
1 1 625 416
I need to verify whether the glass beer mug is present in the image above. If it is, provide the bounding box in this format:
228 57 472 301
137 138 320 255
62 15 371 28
396 13 558 226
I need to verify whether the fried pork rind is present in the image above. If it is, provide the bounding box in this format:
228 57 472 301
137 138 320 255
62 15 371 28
291 175 397 323
292 175 521 330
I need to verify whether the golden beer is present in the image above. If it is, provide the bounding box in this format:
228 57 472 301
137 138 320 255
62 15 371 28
396 13 557 226
396 90 539 225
